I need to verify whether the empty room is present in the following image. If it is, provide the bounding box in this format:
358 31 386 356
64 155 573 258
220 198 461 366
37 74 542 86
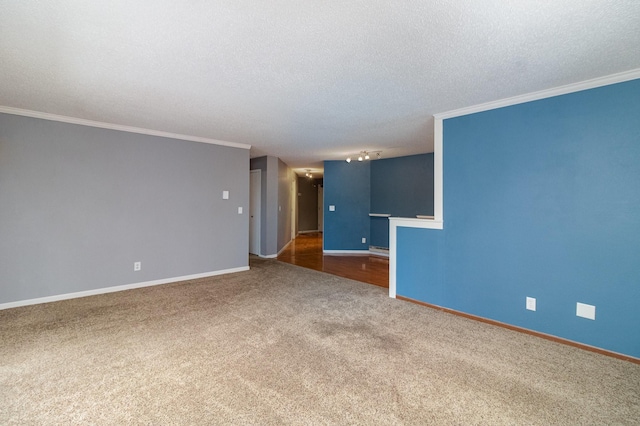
1 1 639 424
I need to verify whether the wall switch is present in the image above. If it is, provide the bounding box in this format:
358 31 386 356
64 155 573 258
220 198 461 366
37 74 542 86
329 205 335 211
362 237 367 244
279 205 281 212
222 191 229 199
526 297 536 311
576 302 596 320
238 206 243 214
134 262 141 272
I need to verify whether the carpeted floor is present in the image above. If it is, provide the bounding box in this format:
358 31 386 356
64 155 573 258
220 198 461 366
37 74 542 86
1 257 639 425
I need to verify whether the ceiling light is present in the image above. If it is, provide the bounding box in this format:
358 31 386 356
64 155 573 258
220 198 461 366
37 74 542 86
346 150 381 163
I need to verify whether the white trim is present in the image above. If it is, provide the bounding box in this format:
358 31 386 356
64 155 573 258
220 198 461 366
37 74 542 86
277 239 293 256
369 213 391 217
323 250 371 255
0 266 250 310
433 118 444 223
368 247 390 257
389 221 397 299
298 230 320 234
0 106 251 150
389 217 444 299
389 217 443 230
434 68 640 120
259 238 294 258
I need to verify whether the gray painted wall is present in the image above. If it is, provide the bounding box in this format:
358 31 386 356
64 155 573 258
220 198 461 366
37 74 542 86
249 156 294 256
297 177 319 232
250 156 279 256
0 113 249 304
277 159 293 253
250 156 268 256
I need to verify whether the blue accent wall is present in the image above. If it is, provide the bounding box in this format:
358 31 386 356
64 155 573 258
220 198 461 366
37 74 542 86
396 78 640 358
324 154 434 250
370 153 434 217
369 217 390 248
323 160 370 250
370 154 434 248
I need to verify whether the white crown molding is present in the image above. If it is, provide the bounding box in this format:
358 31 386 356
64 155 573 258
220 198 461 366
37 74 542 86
434 68 640 120
0 106 251 150
0 266 250 310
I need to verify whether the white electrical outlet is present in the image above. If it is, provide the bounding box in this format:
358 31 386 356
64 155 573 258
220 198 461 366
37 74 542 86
222 191 229 199
238 206 243 214
576 302 596 320
362 237 366 244
134 261 141 272
329 205 335 211
526 297 536 311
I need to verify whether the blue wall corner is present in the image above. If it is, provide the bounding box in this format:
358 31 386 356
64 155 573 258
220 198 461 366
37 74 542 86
397 78 640 358
324 154 435 250
323 160 370 250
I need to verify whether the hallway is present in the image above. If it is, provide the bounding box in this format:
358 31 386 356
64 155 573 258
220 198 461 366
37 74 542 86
277 233 389 288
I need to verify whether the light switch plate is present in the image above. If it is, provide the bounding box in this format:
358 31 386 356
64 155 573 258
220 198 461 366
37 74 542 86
238 207 243 214
222 191 229 200
329 205 335 211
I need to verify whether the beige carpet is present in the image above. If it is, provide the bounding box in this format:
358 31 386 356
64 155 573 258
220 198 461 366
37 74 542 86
1 257 639 425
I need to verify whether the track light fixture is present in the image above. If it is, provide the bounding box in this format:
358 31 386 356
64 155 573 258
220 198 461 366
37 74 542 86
345 151 381 163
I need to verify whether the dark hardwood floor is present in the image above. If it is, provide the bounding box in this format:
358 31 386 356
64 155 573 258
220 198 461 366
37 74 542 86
277 232 389 288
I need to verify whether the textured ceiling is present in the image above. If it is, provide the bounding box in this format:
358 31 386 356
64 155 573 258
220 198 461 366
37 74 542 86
1 1 639 173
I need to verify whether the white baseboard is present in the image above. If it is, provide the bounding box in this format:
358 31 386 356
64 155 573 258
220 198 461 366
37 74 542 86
0 266 250 310
278 239 293 256
369 249 390 258
323 250 371 255
259 238 294 258
323 249 389 257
